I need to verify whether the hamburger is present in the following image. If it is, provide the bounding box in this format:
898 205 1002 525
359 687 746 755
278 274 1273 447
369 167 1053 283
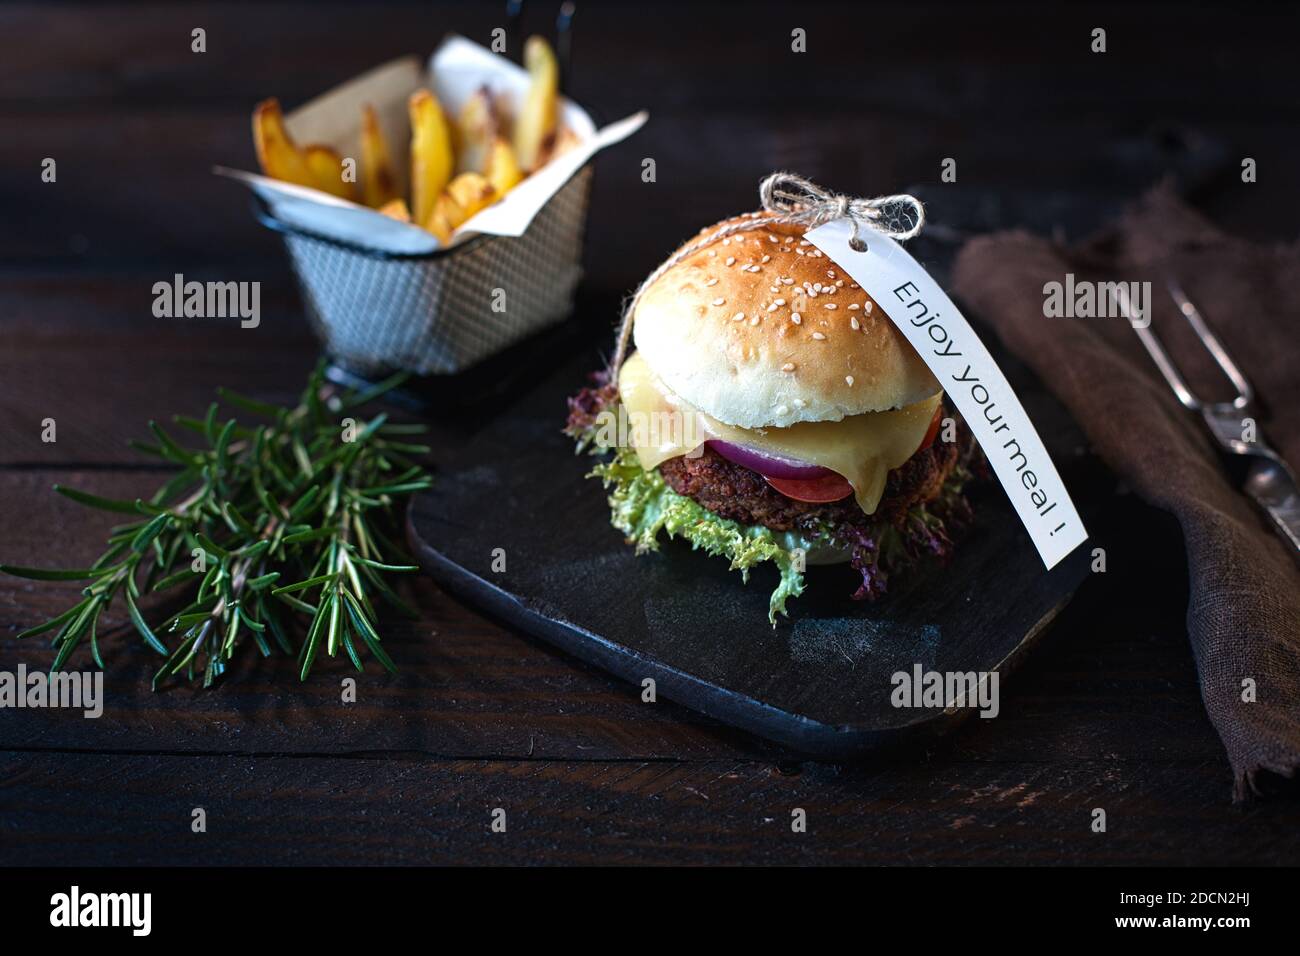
566 211 979 623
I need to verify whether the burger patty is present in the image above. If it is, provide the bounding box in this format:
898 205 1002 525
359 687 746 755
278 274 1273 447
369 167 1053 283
657 429 966 534
566 377 971 534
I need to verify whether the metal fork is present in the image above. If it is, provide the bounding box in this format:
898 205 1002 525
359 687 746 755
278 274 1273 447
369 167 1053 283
1118 280 1300 556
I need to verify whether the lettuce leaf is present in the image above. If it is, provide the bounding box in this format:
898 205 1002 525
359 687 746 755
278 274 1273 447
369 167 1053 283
570 388 976 624
591 447 805 624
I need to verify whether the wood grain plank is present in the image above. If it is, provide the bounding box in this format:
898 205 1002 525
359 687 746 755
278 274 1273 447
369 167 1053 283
2 750 1297 866
3 4 1296 120
4 105 1296 278
0 283 314 466
3 2 1297 275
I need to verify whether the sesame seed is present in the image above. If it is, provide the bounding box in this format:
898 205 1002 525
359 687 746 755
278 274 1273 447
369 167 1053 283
835 280 844 287
707 250 716 257
824 303 837 310
799 239 810 246
848 303 860 310
845 375 855 386
850 317 860 330
781 362 796 372
748 264 762 272
782 277 793 285
750 316 760 326
808 289 818 298
705 277 718 286
790 313 801 324
784 237 794 243
768 235 778 243
863 301 873 313
812 332 826 340
722 238 730 245
793 398 807 408
761 255 771 263
732 311 745 322
725 256 736 266
775 404 789 416
774 298 786 306
767 303 778 313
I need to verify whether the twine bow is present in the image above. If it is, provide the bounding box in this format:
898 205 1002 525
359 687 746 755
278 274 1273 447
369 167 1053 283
758 172 926 249
609 173 926 372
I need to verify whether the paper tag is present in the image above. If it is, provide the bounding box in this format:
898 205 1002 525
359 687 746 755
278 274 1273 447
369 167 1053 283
804 219 1088 569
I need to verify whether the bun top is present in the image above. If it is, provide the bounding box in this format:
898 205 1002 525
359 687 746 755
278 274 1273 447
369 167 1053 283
630 211 941 428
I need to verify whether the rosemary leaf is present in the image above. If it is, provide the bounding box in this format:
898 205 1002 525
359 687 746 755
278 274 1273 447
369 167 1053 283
53 484 142 514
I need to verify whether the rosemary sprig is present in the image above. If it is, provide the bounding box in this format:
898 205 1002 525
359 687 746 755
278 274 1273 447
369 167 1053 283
1 361 432 688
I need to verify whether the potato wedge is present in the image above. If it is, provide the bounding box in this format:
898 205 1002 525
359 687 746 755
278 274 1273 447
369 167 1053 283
303 144 356 200
455 86 498 175
409 90 454 228
513 36 559 171
360 104 399 207
377 198 412 222
424 173 499 244
425 193 463 245
252 98 315 188
446 172 498 220
484 137 523 196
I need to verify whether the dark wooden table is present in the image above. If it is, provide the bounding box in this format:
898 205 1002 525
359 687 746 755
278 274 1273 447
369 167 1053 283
2 1 1298 866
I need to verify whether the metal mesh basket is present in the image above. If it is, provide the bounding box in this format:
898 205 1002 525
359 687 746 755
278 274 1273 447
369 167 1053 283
256 165 593 375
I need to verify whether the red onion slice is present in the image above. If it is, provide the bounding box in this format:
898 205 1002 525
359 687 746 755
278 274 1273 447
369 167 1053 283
706 440 832 480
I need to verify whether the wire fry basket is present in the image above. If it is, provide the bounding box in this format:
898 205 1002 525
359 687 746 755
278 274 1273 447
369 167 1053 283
256 165 593 376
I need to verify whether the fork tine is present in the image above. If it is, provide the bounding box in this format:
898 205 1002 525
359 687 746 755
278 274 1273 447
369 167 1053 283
1164 279 1253 409
1120 280 1255 412
1119 284 1199 409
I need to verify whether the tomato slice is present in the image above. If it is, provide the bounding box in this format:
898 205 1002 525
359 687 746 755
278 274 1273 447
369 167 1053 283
765 472 854 503
763 406 944 504
919 405 943 452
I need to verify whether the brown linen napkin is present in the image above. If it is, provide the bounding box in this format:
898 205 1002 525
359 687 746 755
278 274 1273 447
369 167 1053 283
952 184 1300 800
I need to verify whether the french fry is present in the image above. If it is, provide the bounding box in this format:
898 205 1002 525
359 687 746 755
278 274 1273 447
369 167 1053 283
446 172 498 220
252 98 316 188
360 104 399 207
484 137 523 197
455 86 498 175
409 89 454 228
425 173 498 245
302 144 356 200
377 198 412 222
513 36 559 171
425 193 463 245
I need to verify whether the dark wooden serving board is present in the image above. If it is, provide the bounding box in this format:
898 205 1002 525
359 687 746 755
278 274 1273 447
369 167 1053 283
407 341 1102 759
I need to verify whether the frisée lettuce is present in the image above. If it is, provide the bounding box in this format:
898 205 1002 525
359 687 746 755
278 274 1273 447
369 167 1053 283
591 446 805 624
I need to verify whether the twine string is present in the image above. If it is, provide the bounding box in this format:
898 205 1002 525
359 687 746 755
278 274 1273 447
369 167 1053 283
608 172 926 373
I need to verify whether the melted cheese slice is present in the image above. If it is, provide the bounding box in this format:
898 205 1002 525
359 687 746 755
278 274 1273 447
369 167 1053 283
618 351 942 515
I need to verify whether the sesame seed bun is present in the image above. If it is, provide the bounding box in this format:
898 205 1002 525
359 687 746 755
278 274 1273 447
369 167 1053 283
631 211 941 428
